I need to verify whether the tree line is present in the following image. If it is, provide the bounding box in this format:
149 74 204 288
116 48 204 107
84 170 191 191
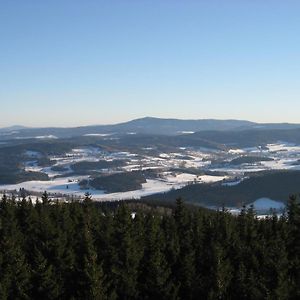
0 192 299 299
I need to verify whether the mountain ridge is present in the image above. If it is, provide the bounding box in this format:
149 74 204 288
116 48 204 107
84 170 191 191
1 117 300 139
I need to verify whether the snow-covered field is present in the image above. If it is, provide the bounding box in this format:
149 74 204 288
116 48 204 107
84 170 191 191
0 172 226 201
225 198 286 216
0 142 299 213
210 142 300 175
35 135 58 139
249 198 285 211
0 176 90 197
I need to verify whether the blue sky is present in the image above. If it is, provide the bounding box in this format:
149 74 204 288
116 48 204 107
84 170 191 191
1 0 300 127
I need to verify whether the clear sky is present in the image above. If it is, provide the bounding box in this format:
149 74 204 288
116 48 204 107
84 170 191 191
1 0 300 127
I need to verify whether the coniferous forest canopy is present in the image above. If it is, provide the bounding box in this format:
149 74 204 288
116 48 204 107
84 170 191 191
0 193 300 299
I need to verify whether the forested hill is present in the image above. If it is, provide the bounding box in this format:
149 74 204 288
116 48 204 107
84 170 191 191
0 193 300 299
143 171 300 207
2 117 300 139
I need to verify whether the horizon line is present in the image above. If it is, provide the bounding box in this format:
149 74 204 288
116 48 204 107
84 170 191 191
1 116 300 130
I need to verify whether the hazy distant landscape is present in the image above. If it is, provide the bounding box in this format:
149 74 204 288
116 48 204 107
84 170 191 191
1 117 300 214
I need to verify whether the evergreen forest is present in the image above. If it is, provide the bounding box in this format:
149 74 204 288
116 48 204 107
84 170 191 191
0 193 300 299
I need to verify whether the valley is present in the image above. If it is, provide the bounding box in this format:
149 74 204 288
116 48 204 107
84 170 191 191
0 118 300 214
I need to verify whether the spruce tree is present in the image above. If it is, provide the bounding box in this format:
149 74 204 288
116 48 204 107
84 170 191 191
75 221 108 300
138 214 172 299
111 204 140 299
0 195 31 299
287 195 300 298
31 246 60 299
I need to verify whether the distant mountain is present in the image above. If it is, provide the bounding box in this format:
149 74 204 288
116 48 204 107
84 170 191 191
0 117 256 139
1 117 300 140
116 117 256 133
0 125 28 133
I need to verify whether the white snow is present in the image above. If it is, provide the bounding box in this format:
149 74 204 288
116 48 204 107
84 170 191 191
72 146 103 155
1 140 299 206
0 171 227 202
248 198 285 211
0 178 175 201
159 153 171 158
267 143 300 153
243 147 261 153
91 180 176 201
83 133 113 137
198 175 227 183
222 179 243 186
35 135 58 139
211 198 285 217
0 176 90 196
177 131 195 134
162 172 226 185
228 149 245 154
